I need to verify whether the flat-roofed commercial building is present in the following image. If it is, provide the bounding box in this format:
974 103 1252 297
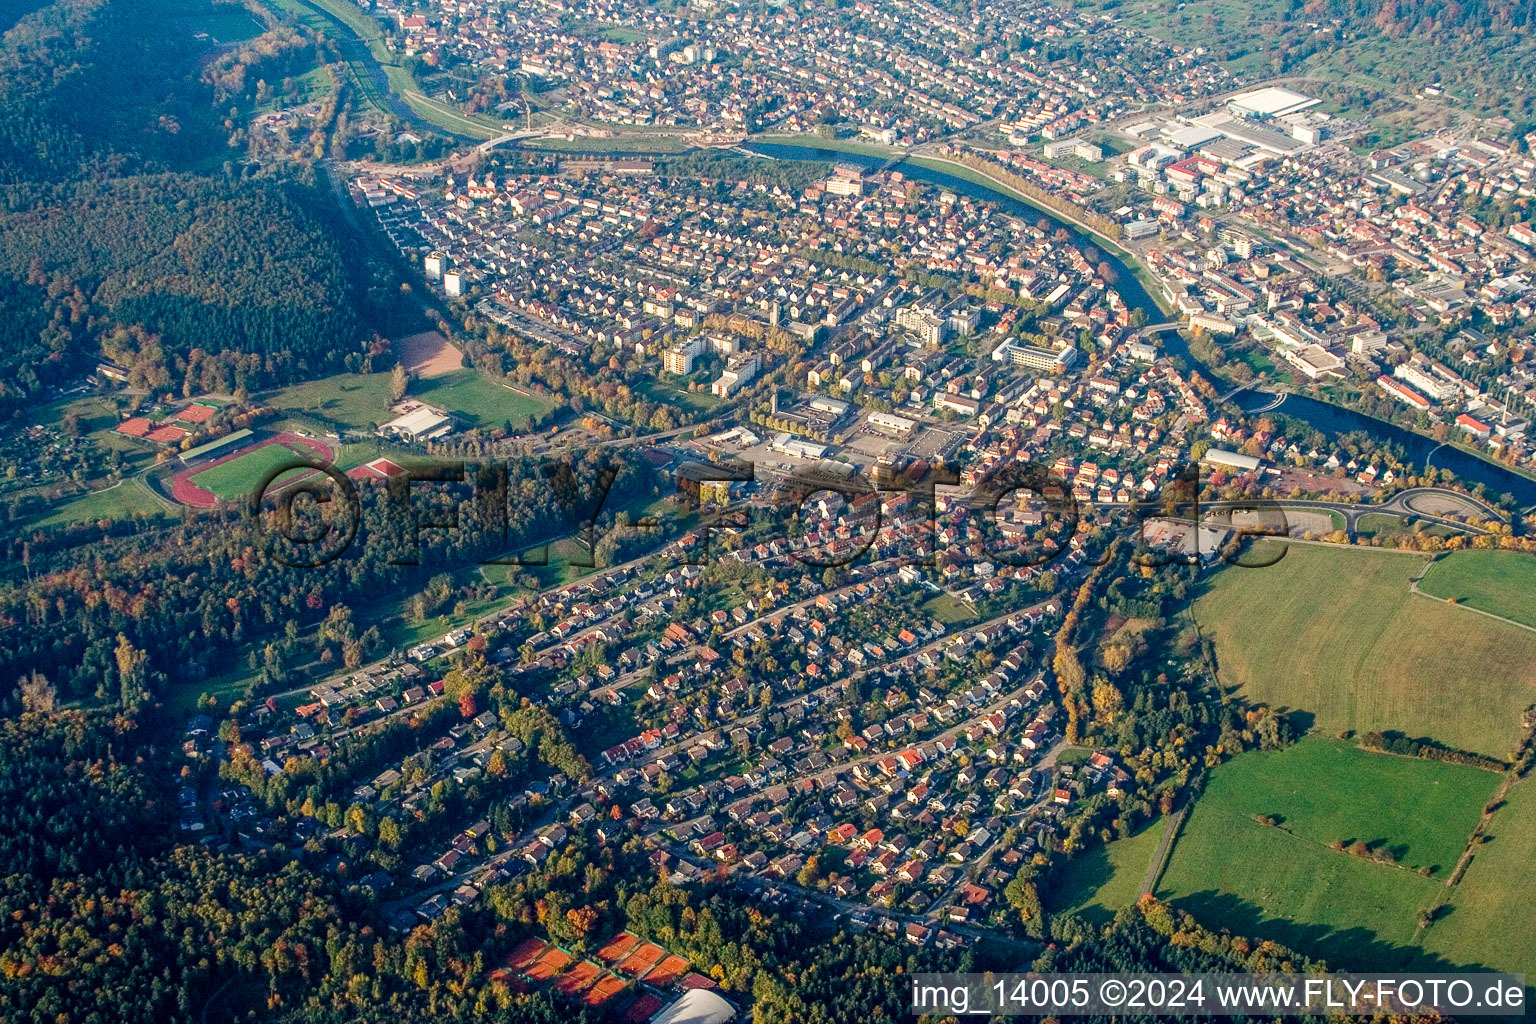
866 411 917 438
1227 86 1320 120
1200 448 1262 474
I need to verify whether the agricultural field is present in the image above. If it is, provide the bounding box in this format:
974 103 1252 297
1046 818 1166 927
1157 738 1497 971
189 441 322 501
411 369 554 429
1191 542 1536 759
1419 776 1536 976
1417 550 1536 629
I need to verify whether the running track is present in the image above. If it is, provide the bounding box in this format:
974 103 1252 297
170 433 336 508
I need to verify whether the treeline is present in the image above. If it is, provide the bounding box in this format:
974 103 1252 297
477 834 984 1021
202 24 318 107
0 0 414 418
1358 730 1509 771
0 709 585 1024
1044 896 1328 977
950 149 1124 241
656 151 832 191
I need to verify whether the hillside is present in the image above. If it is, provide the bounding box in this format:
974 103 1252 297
0 0 385 416
1059 0 1536 122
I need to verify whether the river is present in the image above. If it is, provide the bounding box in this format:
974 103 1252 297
744 141 1536 507
1157 316 1536 508
293 0 1535 508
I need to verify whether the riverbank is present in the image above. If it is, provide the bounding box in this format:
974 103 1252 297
260 0 502 139
901 154 1172 316
741 137 1175 318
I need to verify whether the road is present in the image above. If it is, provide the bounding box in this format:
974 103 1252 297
1408 568 1536 635
1139 802 1188 899
1200 494 1494 537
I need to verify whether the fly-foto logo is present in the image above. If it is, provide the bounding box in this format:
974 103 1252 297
248 454 1297 570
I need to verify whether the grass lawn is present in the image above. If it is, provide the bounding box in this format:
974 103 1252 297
175 1 265 42
191 442 321 501
1354 513 1458 540
265 65 334 109
411 369 554 428
1419 775 1536 975
1158 738 1496 971
1191 542 1536 758
376 588 507 652
1417 550 1536 629
35 478 171 528
480 536 599 591
634 379 725 415
1046 818 1166 927
579 24 652 43
35 395 156 463
164 667 252 716
264 372 395 430
922 592 978 625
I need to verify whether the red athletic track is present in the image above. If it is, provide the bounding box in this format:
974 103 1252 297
169 433 336 508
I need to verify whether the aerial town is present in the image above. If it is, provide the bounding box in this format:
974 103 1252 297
8 0 1536 1022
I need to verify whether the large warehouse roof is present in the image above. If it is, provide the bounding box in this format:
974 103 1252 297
1227 86 1320 119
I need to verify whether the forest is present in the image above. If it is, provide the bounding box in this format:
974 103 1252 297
1085 0 1536 120
0 450 652 706
0 706 975 1024
0 0 398 418
0 175 372 410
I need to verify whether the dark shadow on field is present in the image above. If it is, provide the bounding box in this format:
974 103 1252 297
1043 846 1117 929
1284 709 1315 733
1170 890 1469 973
